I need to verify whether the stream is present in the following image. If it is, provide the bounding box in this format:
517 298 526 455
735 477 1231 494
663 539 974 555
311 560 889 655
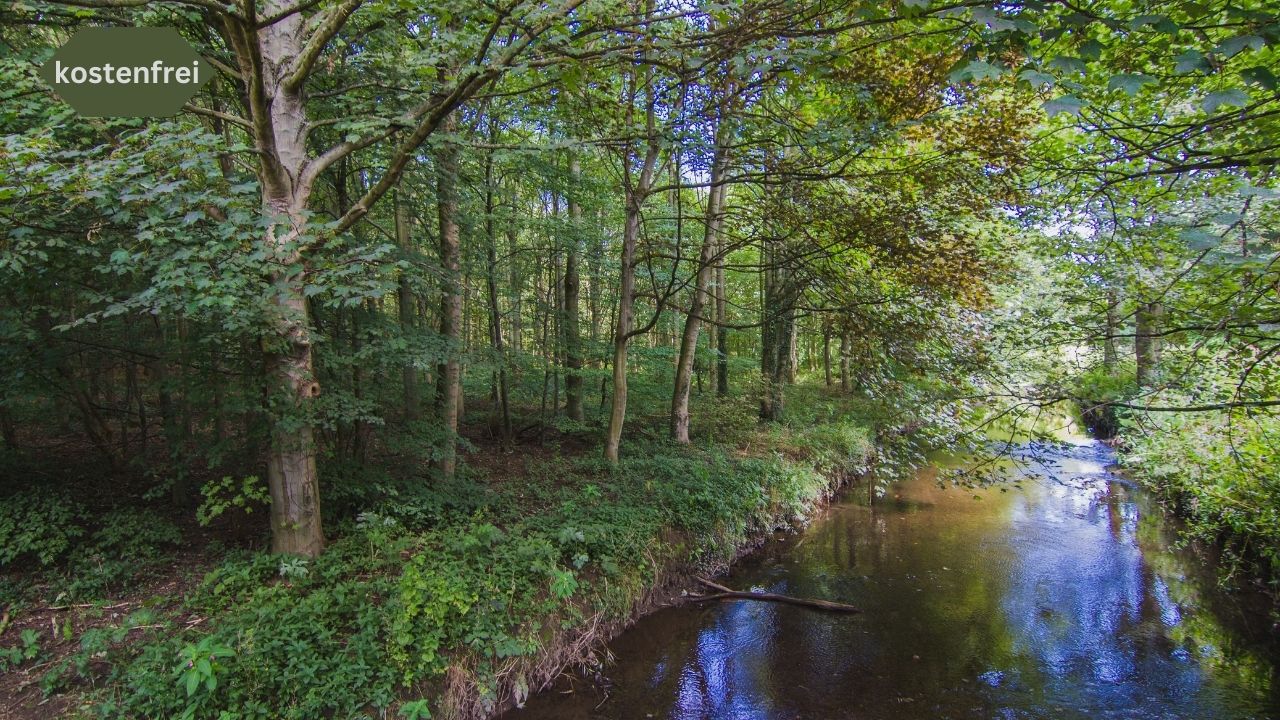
506 439 1280 719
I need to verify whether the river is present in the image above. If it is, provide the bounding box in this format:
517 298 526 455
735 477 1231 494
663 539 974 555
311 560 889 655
506 438 1279 719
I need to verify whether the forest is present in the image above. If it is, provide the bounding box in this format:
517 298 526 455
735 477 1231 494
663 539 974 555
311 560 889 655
1 0 1279 718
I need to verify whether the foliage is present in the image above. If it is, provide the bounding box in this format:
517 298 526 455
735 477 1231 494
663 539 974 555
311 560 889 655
197 475 270 527
0 491 86 568
1073 362 1138 438
85 410 875 719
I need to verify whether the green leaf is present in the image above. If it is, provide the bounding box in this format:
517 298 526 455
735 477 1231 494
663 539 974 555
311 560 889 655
1078 39 1105 60
1108 73 1155 95
1047 55 1087 75
1216 34 1265 58
949 59 1005 83
1043 95 1085 117
1018 69 1056 87
185 671 199 697
1174 49 1210 74
1241 66 1278 90
1129 14 1178 33
1203 88 1249 113
1180 227 1219 250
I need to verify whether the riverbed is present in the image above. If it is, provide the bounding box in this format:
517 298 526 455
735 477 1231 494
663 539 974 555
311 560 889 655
506 439 1279 719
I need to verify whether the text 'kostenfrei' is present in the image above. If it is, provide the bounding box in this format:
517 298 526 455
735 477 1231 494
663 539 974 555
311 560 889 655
52 60 201 85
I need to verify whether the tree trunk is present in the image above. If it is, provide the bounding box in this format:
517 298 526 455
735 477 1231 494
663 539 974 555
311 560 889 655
839 331 851 392
604 199 640 462
483 151 513 443
1103 287 1119 371
822 324 832 387
671 134 728 442
1135 300 1163 387
603 41 660 464
564 157 585 421
435 115 463 478
222 0 327 557
396 190 421 419
714 235 728 396
759 235 795 421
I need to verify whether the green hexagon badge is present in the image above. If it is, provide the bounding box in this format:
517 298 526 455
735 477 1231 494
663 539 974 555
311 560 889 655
39 27 212 118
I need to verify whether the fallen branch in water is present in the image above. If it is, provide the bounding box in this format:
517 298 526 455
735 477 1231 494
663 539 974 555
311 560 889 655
688 577 862 613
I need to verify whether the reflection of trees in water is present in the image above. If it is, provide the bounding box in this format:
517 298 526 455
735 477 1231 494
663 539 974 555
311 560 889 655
571 449 1277 720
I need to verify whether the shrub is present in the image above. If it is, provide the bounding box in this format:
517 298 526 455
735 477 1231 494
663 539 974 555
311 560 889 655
0 491 87 568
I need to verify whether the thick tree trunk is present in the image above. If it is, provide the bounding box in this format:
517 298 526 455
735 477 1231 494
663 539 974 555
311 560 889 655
564 157 585 421
671 138 728 442
0 406 15 449
435 116 463 478
222 0 327 556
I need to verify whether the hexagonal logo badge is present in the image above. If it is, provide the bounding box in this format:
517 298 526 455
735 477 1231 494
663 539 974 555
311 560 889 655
39 27 212 118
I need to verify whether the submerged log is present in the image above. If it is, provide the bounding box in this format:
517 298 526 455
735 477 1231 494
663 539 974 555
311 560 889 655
688 577 862 613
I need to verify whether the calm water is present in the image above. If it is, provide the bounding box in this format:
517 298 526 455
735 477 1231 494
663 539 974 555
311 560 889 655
507 440 1279 720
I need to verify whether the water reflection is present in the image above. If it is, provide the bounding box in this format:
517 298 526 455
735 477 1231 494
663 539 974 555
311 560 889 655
508 441 1279 720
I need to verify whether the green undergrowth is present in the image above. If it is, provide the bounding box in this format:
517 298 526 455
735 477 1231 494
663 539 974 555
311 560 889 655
66 413 874 719
1116 402 1280 597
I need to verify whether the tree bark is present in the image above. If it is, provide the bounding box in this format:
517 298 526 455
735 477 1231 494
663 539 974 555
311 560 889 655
564 157 585 421
1135 300 1163 387
604 48 660 463
605 199 641 462
1103 287 1119 371
839 331 851 392
396 190 421 420
714 234 728 396
822 324 832 387
435 115 463 478
483 152 512 443
224 3 325 556
671 131 728 442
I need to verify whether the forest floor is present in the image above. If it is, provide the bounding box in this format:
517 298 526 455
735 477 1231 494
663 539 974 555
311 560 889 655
0 386 888 719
